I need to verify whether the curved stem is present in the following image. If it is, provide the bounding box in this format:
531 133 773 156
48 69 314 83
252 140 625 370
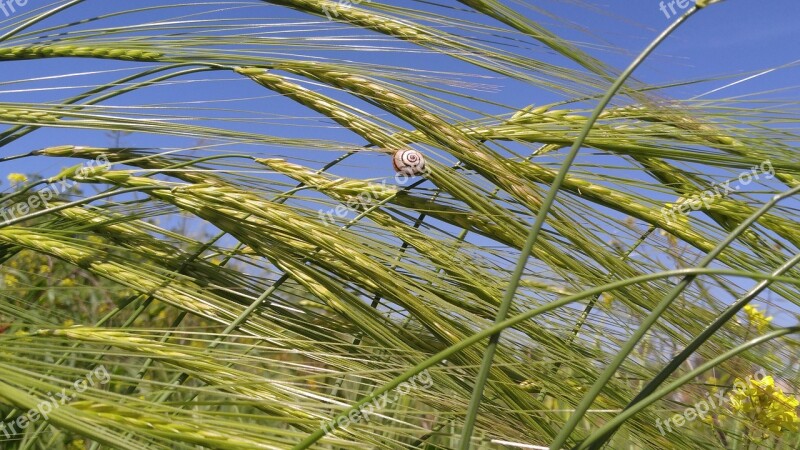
536 225 656 402
288 267 800 450
0 65 220 147
0 186 168 228
554 181 800 448
586 248 800 449
0 0 86 42
576 327 800 449
461 7 702 449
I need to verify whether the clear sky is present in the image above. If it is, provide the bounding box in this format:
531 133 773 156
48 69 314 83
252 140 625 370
0 1 797 326
0 0 797 176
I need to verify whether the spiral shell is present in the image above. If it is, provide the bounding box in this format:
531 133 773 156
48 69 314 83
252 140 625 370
392 149 426 176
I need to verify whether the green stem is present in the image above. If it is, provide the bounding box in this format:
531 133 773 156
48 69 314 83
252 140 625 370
0 65 220 147
575 327 800 449
0 0 86 42
586 247 800 448
537 225 655 403
462 7 702 449
288 266 800 450
0 186 167 228
555 178 800 448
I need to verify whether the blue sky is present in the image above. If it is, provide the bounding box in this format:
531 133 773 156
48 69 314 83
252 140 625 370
0 0 798 325
1 0 797 177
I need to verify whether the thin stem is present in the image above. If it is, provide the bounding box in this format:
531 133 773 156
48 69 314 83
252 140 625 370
556 178 800 448
537 225 655 402
0 186 168 229
0 65 220 147
575 327 800 449
0 0 86 42
288 267 800 450
461 7 701 449
586 248 800 448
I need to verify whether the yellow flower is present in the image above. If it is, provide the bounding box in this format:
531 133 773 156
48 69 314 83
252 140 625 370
743 304 773 333
6 173 27 184
66 438 85 450
3 273 18 287
706 376 719 394
701 375 726 424
729 374 800 439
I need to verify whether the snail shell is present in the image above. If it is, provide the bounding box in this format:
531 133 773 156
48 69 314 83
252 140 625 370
392 149 426 176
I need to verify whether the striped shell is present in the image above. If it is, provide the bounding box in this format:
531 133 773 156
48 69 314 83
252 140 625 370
392 149 426 176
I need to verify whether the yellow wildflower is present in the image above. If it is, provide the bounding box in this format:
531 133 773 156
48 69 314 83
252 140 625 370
6 173 27 184
706 376 719 395
729 374 800 438
3 273 18 287
701 375 722 424
743 304 773 333
66 438 85 450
